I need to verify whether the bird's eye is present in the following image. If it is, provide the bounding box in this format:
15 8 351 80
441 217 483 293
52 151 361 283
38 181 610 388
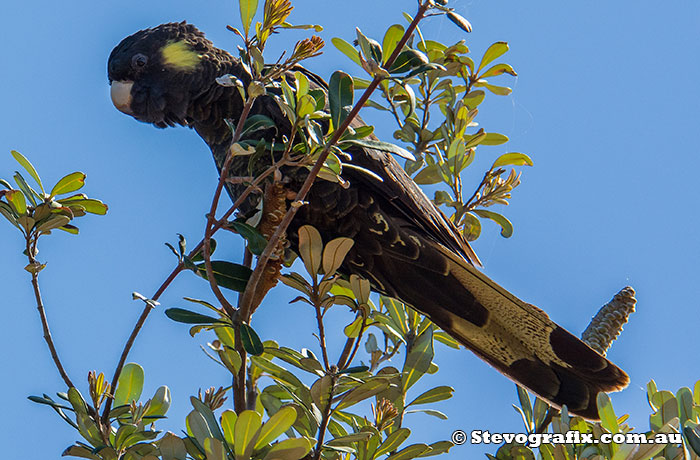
131 53 148 69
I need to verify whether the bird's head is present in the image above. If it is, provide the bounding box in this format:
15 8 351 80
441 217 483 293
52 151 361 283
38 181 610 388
108 22 233 128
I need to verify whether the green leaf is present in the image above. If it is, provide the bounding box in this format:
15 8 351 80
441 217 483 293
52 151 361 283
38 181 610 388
343 316 364 338
596 392 619 434
204 438 226 460
298 225 323 277
478 42 509 73
331 37 361 66
59 198 108 215
230 221 268 255
322 237 354 276
262 437 314 460
481 133 510 146
240 323 264 356
446 12 472 33
195 261 252 292
145 385 171 417
404 409 447 419
420 441 453 457
477 81 512 96
343 139 416 161
480 63 517 79
13 172 39 207
187 410 213 445
375 428 411 458
5 190 27 215
158 433 188 460
50 172 85 197
356 27 383 64
461 212 482 242
388 49 429 74
472 210 513 238
684 421 700 457
11 150 44 193
329 71 354 132
382 24 405 63
254 406 298 449
326 431 373 446
165 308 220 324
516 386 533 431
413 164 442 185
241 114 277 138
386 443 431 460
402 328 434 392
234 410 263 459
492 152 533 168
114 363 144 407
221 410 237 446
337 379 389 410
407 386 454 406
239 0 259 36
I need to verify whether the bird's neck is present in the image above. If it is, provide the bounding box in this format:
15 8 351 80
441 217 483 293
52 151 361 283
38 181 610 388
189 54 252 152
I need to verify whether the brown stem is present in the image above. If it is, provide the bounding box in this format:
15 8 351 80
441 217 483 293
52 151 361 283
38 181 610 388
314 294 330 371
26 236 74 389
202 97 257 317
336 337 355 370
238 1 432 318
314 375 337 460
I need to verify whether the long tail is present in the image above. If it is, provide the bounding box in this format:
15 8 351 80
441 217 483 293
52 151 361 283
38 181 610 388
374 234 629 420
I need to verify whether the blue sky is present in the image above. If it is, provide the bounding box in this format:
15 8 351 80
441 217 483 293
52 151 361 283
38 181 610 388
1 1 699 459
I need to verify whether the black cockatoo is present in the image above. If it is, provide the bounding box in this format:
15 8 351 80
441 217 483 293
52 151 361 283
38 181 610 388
107 22 628 419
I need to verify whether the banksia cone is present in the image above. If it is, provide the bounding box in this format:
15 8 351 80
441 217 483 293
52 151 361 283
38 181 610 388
582 287 636 356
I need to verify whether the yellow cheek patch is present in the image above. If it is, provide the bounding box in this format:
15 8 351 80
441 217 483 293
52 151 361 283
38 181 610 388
161 40 201 70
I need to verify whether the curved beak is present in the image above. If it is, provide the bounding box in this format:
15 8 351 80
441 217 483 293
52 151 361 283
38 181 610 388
110 80 134 115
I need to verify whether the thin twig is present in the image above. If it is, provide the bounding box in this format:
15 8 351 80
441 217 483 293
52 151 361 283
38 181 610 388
314 297 330 371
26 236 74 389
314 375 337 460
202 97 257 317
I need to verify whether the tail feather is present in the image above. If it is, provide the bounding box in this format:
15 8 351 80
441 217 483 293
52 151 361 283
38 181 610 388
378 237 629 420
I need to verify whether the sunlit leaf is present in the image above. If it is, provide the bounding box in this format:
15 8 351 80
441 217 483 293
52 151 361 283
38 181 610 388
375 428 411 458
478 42 509 73
407 386 454 406
473 210 513 238
262 437 314 460
234 410 263 458
255 406 297 449
480 63 517 78
331 37 361 66
114 363 144 407
402 328 434 392
382 24 405 62
11 150 44 193
50 172 85 197
491 152 533 168
239 0 259 36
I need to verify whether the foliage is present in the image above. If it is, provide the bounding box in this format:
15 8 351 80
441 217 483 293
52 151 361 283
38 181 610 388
1 1 667 460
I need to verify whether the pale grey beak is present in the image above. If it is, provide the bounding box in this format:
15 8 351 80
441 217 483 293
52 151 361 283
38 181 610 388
110 80 134 115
